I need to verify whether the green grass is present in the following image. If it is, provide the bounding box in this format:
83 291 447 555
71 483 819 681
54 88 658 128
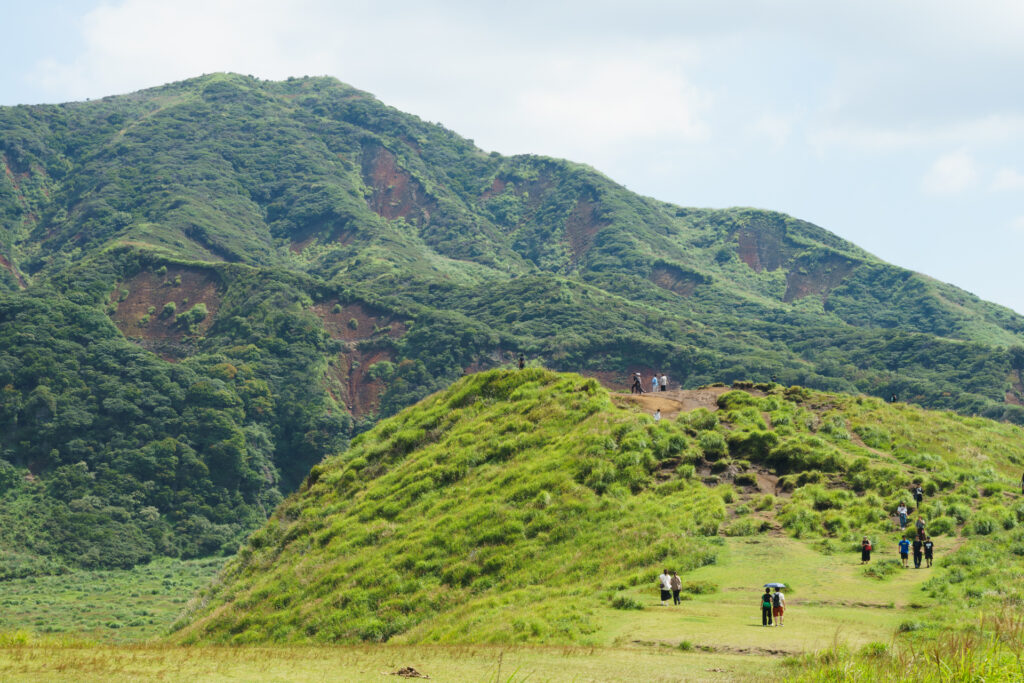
0 558 224 643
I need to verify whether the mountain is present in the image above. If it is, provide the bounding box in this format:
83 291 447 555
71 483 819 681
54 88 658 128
172 368 1024 644
2 73 1024 570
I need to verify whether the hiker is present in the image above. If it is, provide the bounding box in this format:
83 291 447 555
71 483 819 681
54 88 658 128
651 374 660 393
653 409 661 422
772 587 785 626
923 536 934 568
670 571 682 605
912 484 924 506
912 536 923 569
760 588 774 626
861 537 872 564
658 569 672 606
898 536 911 568
518 354 525 370
660 373 668 391
896 502 908 529
890 393 897 403
915 516 926 537
631 374 644 394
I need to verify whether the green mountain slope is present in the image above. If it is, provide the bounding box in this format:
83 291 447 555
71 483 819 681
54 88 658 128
173 369 1024 645
3 73 1024 571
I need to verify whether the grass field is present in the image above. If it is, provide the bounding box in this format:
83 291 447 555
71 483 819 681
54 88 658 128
0 537 948 681
0 558 224 643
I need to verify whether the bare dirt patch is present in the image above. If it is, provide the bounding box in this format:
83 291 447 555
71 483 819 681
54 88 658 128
110 266 222 360
0 253 26 289
612 387 730 420
313 301 406 341
564 198 606 265
361 144 435 223
650 264 706 297
735 225 788 272
326 349 394 419
783 254 856 302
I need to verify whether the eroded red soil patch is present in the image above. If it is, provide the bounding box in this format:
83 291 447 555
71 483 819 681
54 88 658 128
650 264 705 297
110 266 222 359
783 254 856 302
735 225 788 272
326 349 394 419
0 254 26 289
313 301 406 341
565 198 606 264
361 144 435 222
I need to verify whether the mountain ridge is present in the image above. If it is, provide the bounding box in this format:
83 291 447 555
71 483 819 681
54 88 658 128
2 72 1024 570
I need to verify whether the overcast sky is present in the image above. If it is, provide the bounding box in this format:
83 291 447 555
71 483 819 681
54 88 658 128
3 1 1023 314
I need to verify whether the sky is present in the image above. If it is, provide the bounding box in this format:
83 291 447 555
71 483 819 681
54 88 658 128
3 0 1024 314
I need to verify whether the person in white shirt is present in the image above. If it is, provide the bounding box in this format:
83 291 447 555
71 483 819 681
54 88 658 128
653 409 661 422
657 569 672 605
660 373 668 391
772 587 786 626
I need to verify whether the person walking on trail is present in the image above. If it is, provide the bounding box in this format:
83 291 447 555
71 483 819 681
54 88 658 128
898 536 911 568
923 536 934 568
670 571 682 606
660 373 668 392
651 374 659 393
912 484 924 507
653 409 661 422
896 502 909 529
761 588 774 626
772 587 785 626
912 536 924 569
861 537 872 564
658 569 672 606
915 516 926 538
631 374 644 394
518 354 525 370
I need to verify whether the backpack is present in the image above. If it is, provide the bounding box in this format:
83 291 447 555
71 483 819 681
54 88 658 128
864 541 872 551
761 595 771 608
772 593 782 607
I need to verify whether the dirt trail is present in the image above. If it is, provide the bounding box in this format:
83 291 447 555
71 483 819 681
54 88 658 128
611 387 730 420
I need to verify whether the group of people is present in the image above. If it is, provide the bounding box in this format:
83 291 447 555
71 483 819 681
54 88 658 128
657 569 684 605
631 372 668 394
759 587 786 626
860 484 935 569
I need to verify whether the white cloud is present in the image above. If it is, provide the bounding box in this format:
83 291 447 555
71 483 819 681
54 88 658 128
809 115 1024 153
748 114 794 148
921 151 979 195
992 167 1024 192
513 55 710 149
1012 216 1024 233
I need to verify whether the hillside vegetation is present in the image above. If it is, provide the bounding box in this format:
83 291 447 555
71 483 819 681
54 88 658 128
3 73 1024 570
174 369 1024 651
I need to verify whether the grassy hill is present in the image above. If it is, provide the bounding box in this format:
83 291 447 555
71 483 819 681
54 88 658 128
3 73 1024 572
173 368 1024 660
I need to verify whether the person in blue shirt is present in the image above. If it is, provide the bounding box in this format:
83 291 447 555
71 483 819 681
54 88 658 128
898 536 911 568
651 374 660 392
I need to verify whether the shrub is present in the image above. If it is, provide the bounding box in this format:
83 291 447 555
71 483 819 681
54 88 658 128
683 408 718 431
968 516 996 536
717 390 757 410
160 301 176 318
725 517 766 536
681 580 718 594
734 472 758 487
698 432 728 460
610 595 644 610
925 516 956 536
727 429 779 462
348 318 359 330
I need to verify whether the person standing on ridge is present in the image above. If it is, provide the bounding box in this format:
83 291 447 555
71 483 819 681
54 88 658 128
657 569 672 606
772 587 785 626
660 373 668 391
518 354 525 370
761 588 774 626
898 536 911 568
651 374 659 393
631 374 644 394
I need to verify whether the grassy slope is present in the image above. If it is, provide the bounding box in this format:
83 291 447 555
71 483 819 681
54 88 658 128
173 369 1024 656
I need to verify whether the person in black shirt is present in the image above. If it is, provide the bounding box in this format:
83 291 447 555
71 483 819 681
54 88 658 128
912 537 923 568
923 536 934 568
760 588 773 626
